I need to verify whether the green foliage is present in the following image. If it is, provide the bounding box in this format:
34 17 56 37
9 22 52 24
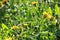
0 0 60 40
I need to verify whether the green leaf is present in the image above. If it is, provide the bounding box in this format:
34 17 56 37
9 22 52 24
47 7 52 15
1 23 8 30
55 4 60 15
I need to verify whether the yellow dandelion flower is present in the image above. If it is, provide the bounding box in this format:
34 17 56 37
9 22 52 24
5 37 12 40
43 11 53 19
43 11 49 18
12 25 18 30
2 0 8 4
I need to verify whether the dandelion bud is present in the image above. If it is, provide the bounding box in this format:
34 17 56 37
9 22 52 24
50 16 54 21
12 25 18 30
32 2 38 7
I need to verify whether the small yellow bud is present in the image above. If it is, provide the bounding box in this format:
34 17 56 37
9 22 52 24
23 23 28 26
32 2 38 7
50 16 54 21
12 25 18 30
